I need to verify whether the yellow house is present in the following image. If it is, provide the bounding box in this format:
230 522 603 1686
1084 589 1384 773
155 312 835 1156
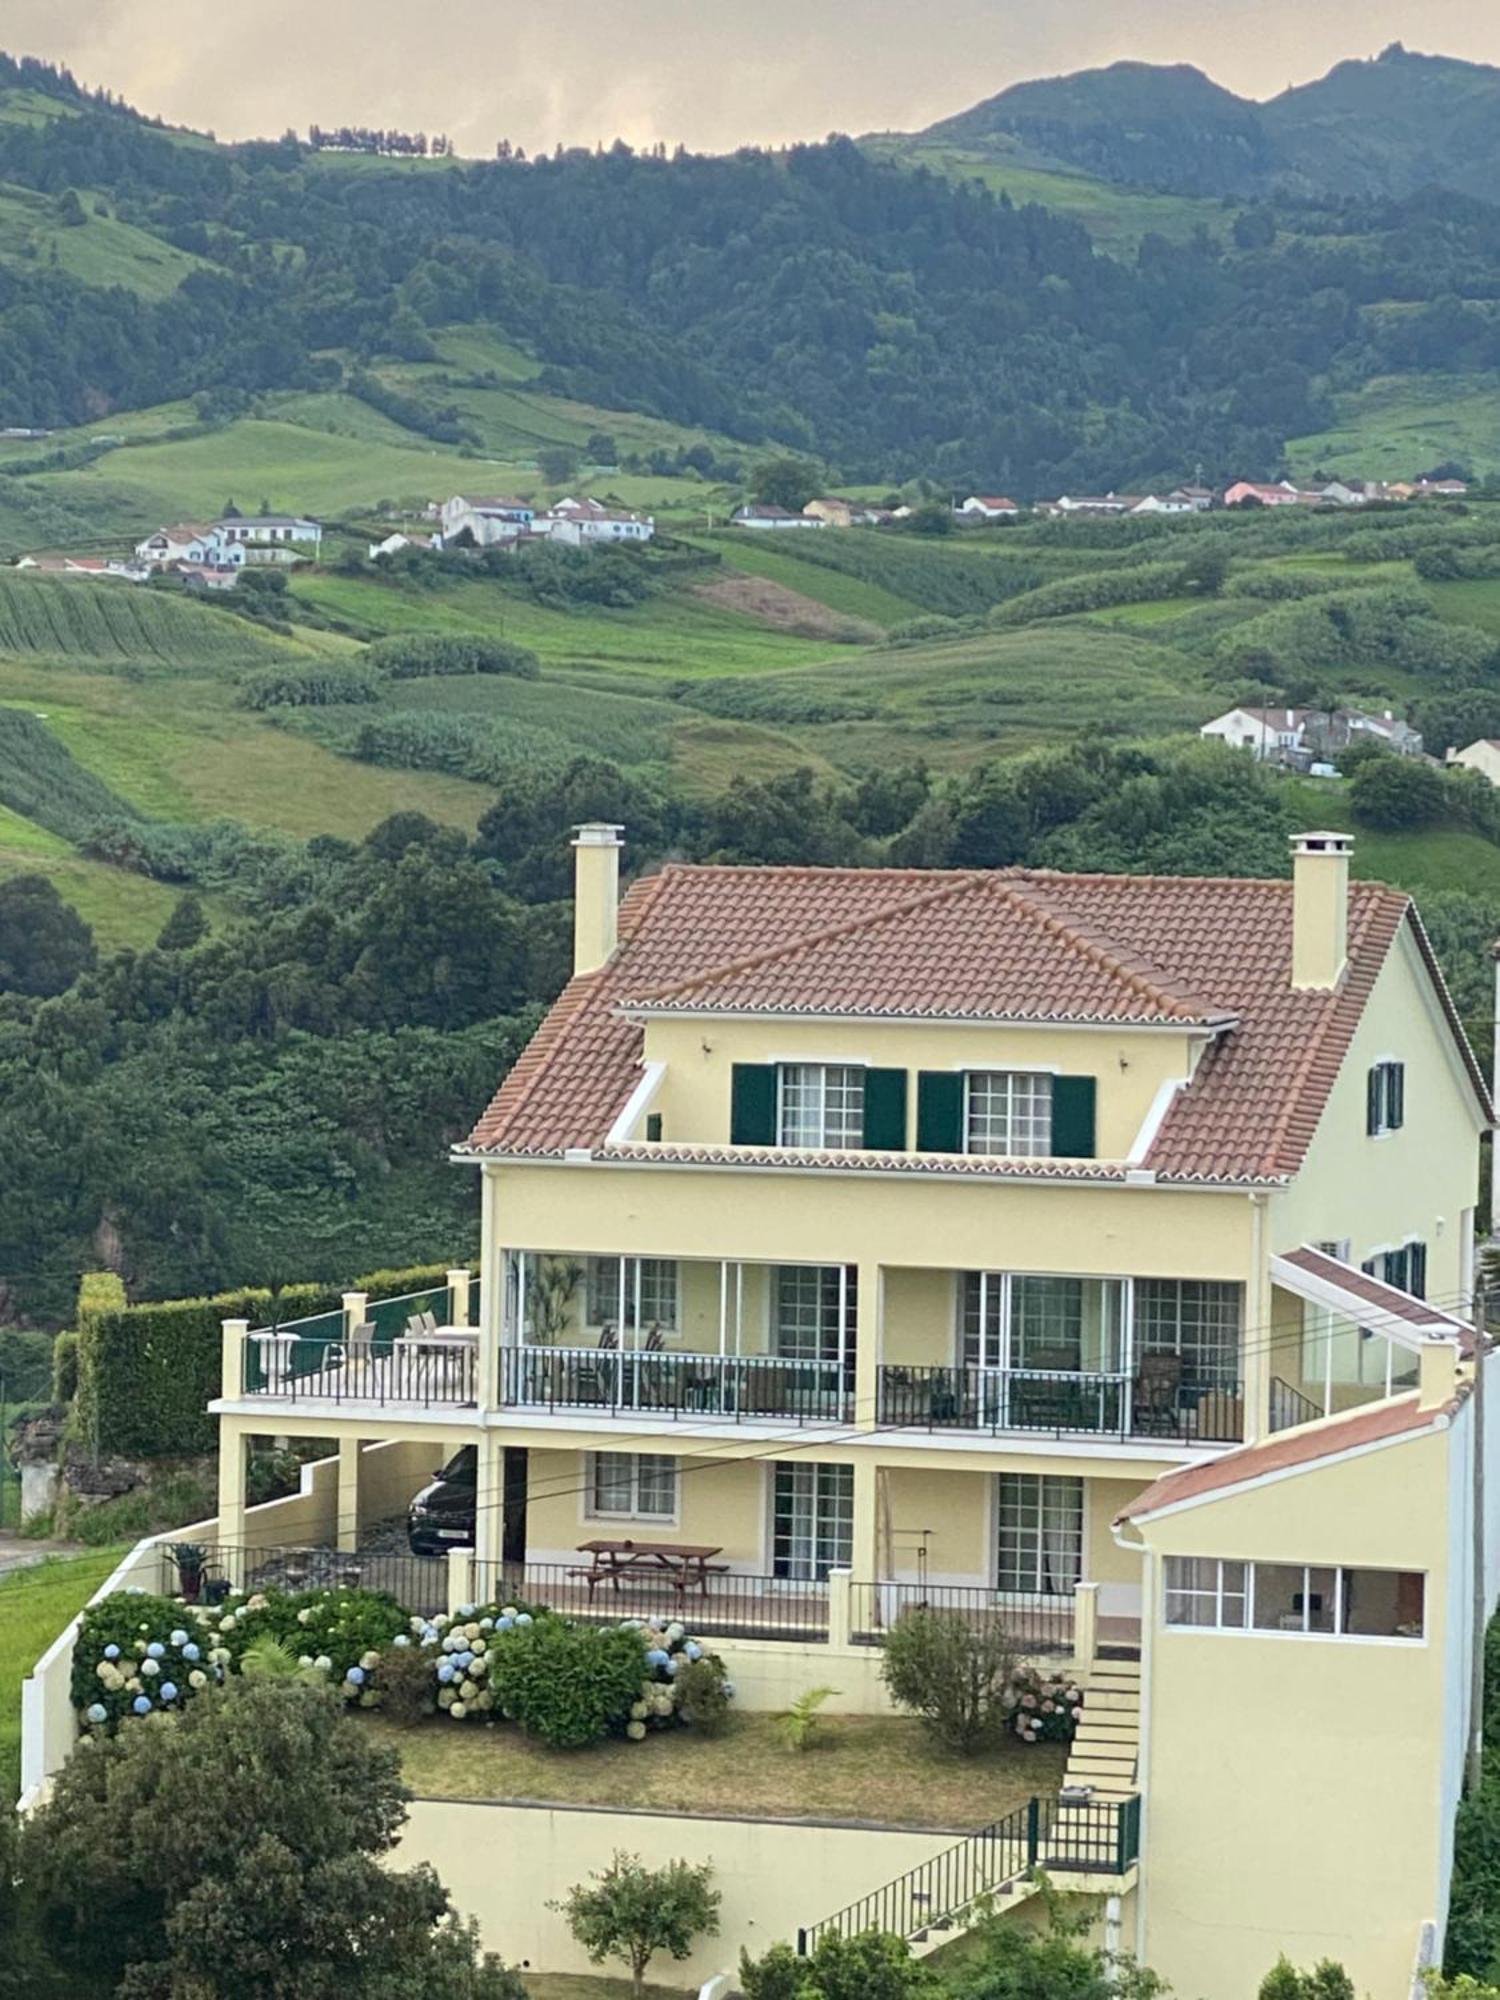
209 823 1495 1995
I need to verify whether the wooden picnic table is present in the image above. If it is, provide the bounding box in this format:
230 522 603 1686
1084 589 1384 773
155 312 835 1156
571 1539 727 1602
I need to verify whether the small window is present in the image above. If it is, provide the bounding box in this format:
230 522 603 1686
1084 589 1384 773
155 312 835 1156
1164 1557 1248 1629
1367 1061 1405 1136
586 1257 679 1332
1163 1557 1424 1640
778 1064 864 1149
588 1452 677 1521
1362 1242 1425 1298
966 1072 1053 1156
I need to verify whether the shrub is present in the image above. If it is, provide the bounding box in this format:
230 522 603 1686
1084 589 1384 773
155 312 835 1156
365 633 541 680
1348 755 1449 831
1258 1959 1356 2000
51 1328 79 1404
677 1654 733 1735
372 1639 439 1725
486 1613 659 1747
555 1851 719 2000
780 1684 838 1751
237 663 382 709
987 559 1187 628
880 1609 1019 1755
1005 1666 1084 1743
742 1930 936 1999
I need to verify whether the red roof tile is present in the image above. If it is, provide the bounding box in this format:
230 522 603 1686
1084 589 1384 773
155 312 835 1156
462 862 1492 1181
1117 1390 1458 1523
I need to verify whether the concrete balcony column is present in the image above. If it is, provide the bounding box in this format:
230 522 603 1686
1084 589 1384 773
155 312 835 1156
473 1432 505 1577
447 1269 472 1329
336 1438 361 1553
854 1261 883 1432
827 1569 854 1649
220 1316 247 1401
1072 1580 1100 1677
216 1418 248 1548
341 1291 368 1340
851 1456 880 1587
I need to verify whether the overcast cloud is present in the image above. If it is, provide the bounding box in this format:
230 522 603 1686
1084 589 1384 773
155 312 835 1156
7 2 1499 156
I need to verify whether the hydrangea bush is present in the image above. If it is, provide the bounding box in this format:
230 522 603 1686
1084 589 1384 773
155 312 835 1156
1006 1666 1084 1744
74 1586 732 1750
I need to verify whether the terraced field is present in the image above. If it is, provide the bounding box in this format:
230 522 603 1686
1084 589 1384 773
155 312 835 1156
0 570 290 663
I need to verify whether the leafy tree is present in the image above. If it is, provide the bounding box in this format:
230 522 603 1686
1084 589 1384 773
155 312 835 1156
53 187 86 226
585 431 618 464
554 1852 719 1999
1348 755 1448 831
19 1680 526 1998
903 500 954 536
156 893 209 952
1179 541 1231 595
750 456 821 511
880 1609 1018 1755
0 874 96 997
741 1930 937 1999
536 444 580 484
1258 1958 1356 2000
946 1896 1166 2000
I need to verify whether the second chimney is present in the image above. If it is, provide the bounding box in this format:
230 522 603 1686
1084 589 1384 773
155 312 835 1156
1290 831 1352 991
572 823 624 976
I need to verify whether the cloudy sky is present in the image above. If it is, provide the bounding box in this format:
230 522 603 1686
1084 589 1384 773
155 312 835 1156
8 2 1499 155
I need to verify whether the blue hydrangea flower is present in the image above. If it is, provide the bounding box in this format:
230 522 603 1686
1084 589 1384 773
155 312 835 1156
437 1662 455 1684
169 1630 189 1648
496 1615 514 1631
103 1645 120 1661
86 1703 107 1724
182 1642 200 1662
160 1683 178 1701
393 1634 411 1649
515 1612 533 1627
685 1643 703 1661
146 1643 165 1660
457 1650 474 1670
645 1648 669 1667
132 1696 152 1715
345 1666 366 1686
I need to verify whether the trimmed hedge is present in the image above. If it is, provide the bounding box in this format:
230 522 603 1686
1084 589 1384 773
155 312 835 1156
77 1262 462 1458
237 663 383 709
365 633 540 680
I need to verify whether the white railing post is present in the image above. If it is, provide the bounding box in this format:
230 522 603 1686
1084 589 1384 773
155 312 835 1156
446 1269 471 1329
1073 1580 1100 1678
828 1568 854 1650
220 1317 247 1401
447 1547 476 1617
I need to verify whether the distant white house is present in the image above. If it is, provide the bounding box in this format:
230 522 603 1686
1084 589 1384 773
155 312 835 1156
438 495 535 546
1449 740 1500 786
1202 704 1422 765
1129 492 1201 516
730 504 825 531
957 495 1020 520
1034 494 1133 517
216 512 322 548
545 511 654 546
368 532 435 560
134 524 244 569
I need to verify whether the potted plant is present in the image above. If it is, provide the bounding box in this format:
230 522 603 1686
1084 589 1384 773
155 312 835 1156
169 1542 209 1602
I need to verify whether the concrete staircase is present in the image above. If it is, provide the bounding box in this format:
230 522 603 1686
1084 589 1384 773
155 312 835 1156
1061 1654 1141 1803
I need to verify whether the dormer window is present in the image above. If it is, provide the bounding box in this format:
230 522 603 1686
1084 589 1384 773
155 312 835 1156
779 1064 865 1149
966 1071 1053 1157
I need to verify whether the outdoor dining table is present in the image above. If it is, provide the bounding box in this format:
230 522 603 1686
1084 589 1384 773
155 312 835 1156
570 1539 727 1602
406 1326 479 1396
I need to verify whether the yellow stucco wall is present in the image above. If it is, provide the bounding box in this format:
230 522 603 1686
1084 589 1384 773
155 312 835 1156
1131 1423 1457 2000
642 1015 1203 1162
1269 925 1483 1307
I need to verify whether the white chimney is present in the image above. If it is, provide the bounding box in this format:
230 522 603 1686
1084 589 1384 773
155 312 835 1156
1290 831 1352 991
572 823 624 976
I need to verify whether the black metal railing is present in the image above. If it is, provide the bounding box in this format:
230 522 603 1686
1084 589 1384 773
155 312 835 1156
797 1793 1140 1952
470 1560 831 1640
849 1581 1074 1657
1269 1376 1324 1433
502 1345 852 1423
878 1364 1243 1444
240 1331 478 1407
155 1541 449 1616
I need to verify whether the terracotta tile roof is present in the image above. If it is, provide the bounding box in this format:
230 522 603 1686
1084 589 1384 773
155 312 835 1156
462 862 1492 1181
1117 1390 1459 1523
627 874 1230 1027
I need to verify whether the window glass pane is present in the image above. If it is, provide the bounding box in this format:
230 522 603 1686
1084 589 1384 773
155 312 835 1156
774 1266 855 1360
997 1473 1082 1595
591 1453 633 1514
586 1258 678 1331
635 1457 677 1518
773 1462 853 1579
1344 1568 1425 1638
779 1064 864 1149
960 1273 1004 1370
1252 1563 1307 1632
1137 1280 1241 1388
1010 1277 1084 1370
1304 1566 1337 1633
1163 1554 1220 1627
967 1072 1053 1156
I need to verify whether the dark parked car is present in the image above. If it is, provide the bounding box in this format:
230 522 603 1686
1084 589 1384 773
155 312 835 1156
407 1445 477 1555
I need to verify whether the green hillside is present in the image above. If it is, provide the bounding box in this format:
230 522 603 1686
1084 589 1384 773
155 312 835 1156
0 568 291 662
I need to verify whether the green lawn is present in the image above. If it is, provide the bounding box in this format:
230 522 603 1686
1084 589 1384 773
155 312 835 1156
1286 372 1500 482
0 181 209 298
1428 578 1500 637
1 1547 128 1799
385 1711 1065 1832
1280 778 1500 897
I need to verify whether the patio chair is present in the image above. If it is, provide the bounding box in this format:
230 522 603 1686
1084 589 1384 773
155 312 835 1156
597 1323 619 1350
342 1320 375 1384
1133 1352 1183 1436
403 1314 424 1339
419 1308 440 1335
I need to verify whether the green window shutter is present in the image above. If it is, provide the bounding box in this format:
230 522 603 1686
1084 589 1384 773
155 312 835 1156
730 1063 777 1146
916 1072 964 1153
1390 1063 1405 1131
1408 1240 1427 1299
862 1069 908 1151
1051 1076 1097 1159
1366 1066 1381 1136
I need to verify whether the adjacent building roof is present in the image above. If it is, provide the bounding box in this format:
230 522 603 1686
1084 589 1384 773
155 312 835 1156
1271 1246 1479 1354
1116 1389 1460 1524
463 861 1491 1181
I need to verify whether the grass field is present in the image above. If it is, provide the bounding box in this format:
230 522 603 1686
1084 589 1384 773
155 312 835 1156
0 570 291 663
386 1710 1065 1832
1286 373 1500 482
0 1547 128 1800
0 180 208 298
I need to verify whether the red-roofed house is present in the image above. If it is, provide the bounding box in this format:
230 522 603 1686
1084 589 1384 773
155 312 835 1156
208 824 1497 1994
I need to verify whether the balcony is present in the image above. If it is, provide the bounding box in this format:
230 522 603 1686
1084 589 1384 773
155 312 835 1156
232 1280 479 1411
500 1346 851 1424
878 1363 1243 1445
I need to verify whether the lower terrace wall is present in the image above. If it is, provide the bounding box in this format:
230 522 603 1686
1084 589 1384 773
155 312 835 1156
396 1796 951 1983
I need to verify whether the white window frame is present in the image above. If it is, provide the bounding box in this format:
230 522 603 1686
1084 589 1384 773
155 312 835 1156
996 1471 1085 1597
584 1452 680 1525
1161 1555 1426 1643
1369 1059 1405 1138
776 1063 865 1150
964 1070 1053 1157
